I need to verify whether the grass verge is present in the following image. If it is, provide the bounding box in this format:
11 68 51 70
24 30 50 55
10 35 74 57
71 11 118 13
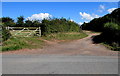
1 37 44 52
42 32 88 41
1 32 88 52
101 43 120 51
83 30 101 34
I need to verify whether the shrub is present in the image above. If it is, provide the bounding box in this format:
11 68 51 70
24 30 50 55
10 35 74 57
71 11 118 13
104 22 120 31
41 18 82 36
1 24 11 41
92 22 120 51
103 22 120 41
81 8 120 32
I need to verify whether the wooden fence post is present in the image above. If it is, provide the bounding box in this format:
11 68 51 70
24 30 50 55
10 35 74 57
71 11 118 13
39 27 41 37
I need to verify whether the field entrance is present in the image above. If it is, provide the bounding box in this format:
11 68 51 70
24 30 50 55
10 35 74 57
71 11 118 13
6 27 41 37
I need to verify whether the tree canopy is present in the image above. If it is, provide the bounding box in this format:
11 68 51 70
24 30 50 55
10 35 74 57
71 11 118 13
1 16 82 36
81 8 120 32
81 8 120 51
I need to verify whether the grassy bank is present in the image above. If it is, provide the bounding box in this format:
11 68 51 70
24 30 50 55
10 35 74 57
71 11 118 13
83 30 101 34
42 32 88 41
1 32 88 52
1 37 44 52
101 43 120 51
92 34 120 51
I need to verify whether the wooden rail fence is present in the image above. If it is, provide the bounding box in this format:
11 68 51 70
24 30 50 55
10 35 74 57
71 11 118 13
6 26 41 37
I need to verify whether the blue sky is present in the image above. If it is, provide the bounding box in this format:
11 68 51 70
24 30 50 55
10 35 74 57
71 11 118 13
2 2 118 25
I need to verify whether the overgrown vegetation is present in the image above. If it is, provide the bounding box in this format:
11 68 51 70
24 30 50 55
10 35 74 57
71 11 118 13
2 37 44 52
81 8 120 32
1 17 82 35
1 24 11 41
1 16 87 52
81 8 120 51
42 32 88 41
1 32 87 52
1 17 15 27
41 18 82 35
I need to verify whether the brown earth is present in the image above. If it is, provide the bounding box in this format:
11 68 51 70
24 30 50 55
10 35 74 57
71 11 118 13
2 32 118 56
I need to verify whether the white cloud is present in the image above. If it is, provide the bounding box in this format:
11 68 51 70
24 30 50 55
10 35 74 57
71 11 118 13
27 13 52 21
78 21 89 25
98 5 105 13
69 19 74 22
79 12 99 20
84 21 89 23
100 5 105 10
92 14 100 18
79 12 93 20
107 8 117 13
78 22 83 25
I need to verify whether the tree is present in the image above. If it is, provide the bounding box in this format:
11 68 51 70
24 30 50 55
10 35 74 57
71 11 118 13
24 20 33 27
0 24 11 41
81 8 120 32
2 17 15 27
41 18 81 35
32 20 41 27
16 16 24 27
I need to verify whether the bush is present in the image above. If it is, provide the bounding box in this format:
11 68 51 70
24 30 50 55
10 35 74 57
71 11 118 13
2 37 45 52
81 8 120 32
92 22 120 51
41 18 82 36
42 32 88 40
103 22 120 42
1 17 15 27
104 22 120 31
1 24 11 41
2 37 27 51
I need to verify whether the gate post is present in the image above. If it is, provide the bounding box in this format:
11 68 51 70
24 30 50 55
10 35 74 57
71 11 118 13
39 27 41 37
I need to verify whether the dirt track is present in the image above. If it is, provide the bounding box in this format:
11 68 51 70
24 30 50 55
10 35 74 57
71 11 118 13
2 33 118 56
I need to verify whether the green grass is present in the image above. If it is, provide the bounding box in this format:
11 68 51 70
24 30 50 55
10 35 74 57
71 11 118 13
42 32 88 41
2 37 44 52
83 30 101 34
101 42 120 51
0 46 2 52
1 32 88 52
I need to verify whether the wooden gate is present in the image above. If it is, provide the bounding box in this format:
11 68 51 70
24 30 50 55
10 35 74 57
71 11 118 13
6 26 41 37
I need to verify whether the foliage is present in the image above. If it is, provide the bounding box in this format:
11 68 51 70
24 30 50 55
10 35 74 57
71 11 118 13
1 16 82 36
1 17 15 27
92 22 120 51
24 20 41 27
104 22 120 31
2 37 44 52
24 20 33 27
16 16 25 27
41 18 82 35
1 32 88 52
81 8 120 51
1 24 11 41
103 22 120 42
81 8 120 32
42 32 88 41
102 22 120 51
1 14 83 37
